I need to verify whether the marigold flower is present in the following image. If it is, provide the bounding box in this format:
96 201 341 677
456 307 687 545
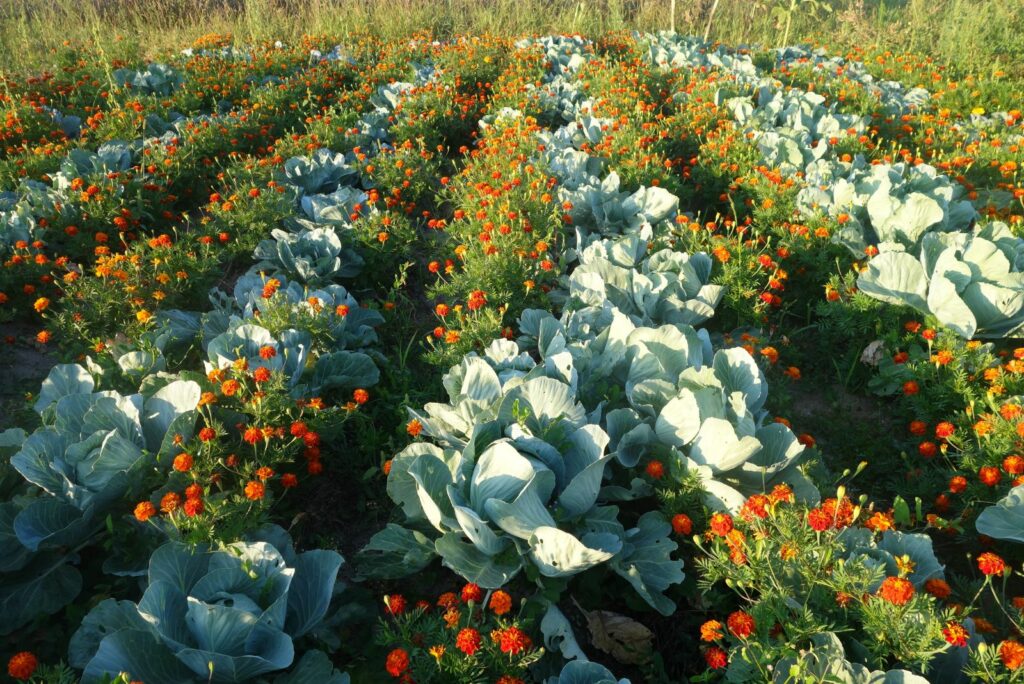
455 627 482 655
908 420 927 436
671 513 693 535
489 590 513 616
243 427 262 444
438 592 458 609
385 648 410 677
184 497 204 517
160 492 181 513
1001 641 1024 670
406 419 423 437
978 552 1007 576
948 476 967 494
935 422 955 439
979 466 1002 486
902 380 919 395
1005 455 1024 475
645 459 665 479
33 297 49 313
253 366 271 383
353 388 370 404
704 646 728 669
938 621 969 647
497 626 532 654
7 651 37 680
428 644 446 662
924 578 952 599
461 582 483 604
244 480 265 501
740 495 769 521
876 576 915 605
709 512 733 536
256 466 274 481
134 501 157 522
384 594 406 616
198 426 216 441
700 620 724 642
281 473 298 488
184 483 203 499
172 452 193 472
726 611 755 639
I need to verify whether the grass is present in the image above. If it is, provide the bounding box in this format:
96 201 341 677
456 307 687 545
0 0 1022 79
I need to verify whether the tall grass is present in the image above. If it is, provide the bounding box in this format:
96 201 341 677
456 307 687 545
0 0 1021 76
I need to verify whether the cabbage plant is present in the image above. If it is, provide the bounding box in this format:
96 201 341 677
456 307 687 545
857 222 1024 338
559 171 679 244
795 160 976 255
360 356 684 614
517 310 819 511
113 63 184 96
253 226 364 284
772 632 930 684
565 235 723 328
11 364 200 551
977 484 1024 543
71 530 343 683
281 149 358 195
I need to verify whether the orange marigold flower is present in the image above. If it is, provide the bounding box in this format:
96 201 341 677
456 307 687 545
160 492 181 513
384 594 406 616
172 452 193 472
281 473 298 488
489 590 513 616
943 622 969 647
497 626 532 654
256 466 274 481
645 459 665 479
353 388 370 404
709 512 733 536
726 610 755 639
461 582 483 604
924 578 952 599
935 422 955 439
406 419 423 437
7 651 37 680
700 620 724 642
876 576 915 605
243 427 262 444
455 627 482 655
979 466 1002 487
978 552 1007 576
672 513 693 535
769 484 794 504
437 592 458 609
1001 641 1024 670
385 648 410 678
704 646 728 669
134 501 157 522
244 480 265 500
184 497 204 517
